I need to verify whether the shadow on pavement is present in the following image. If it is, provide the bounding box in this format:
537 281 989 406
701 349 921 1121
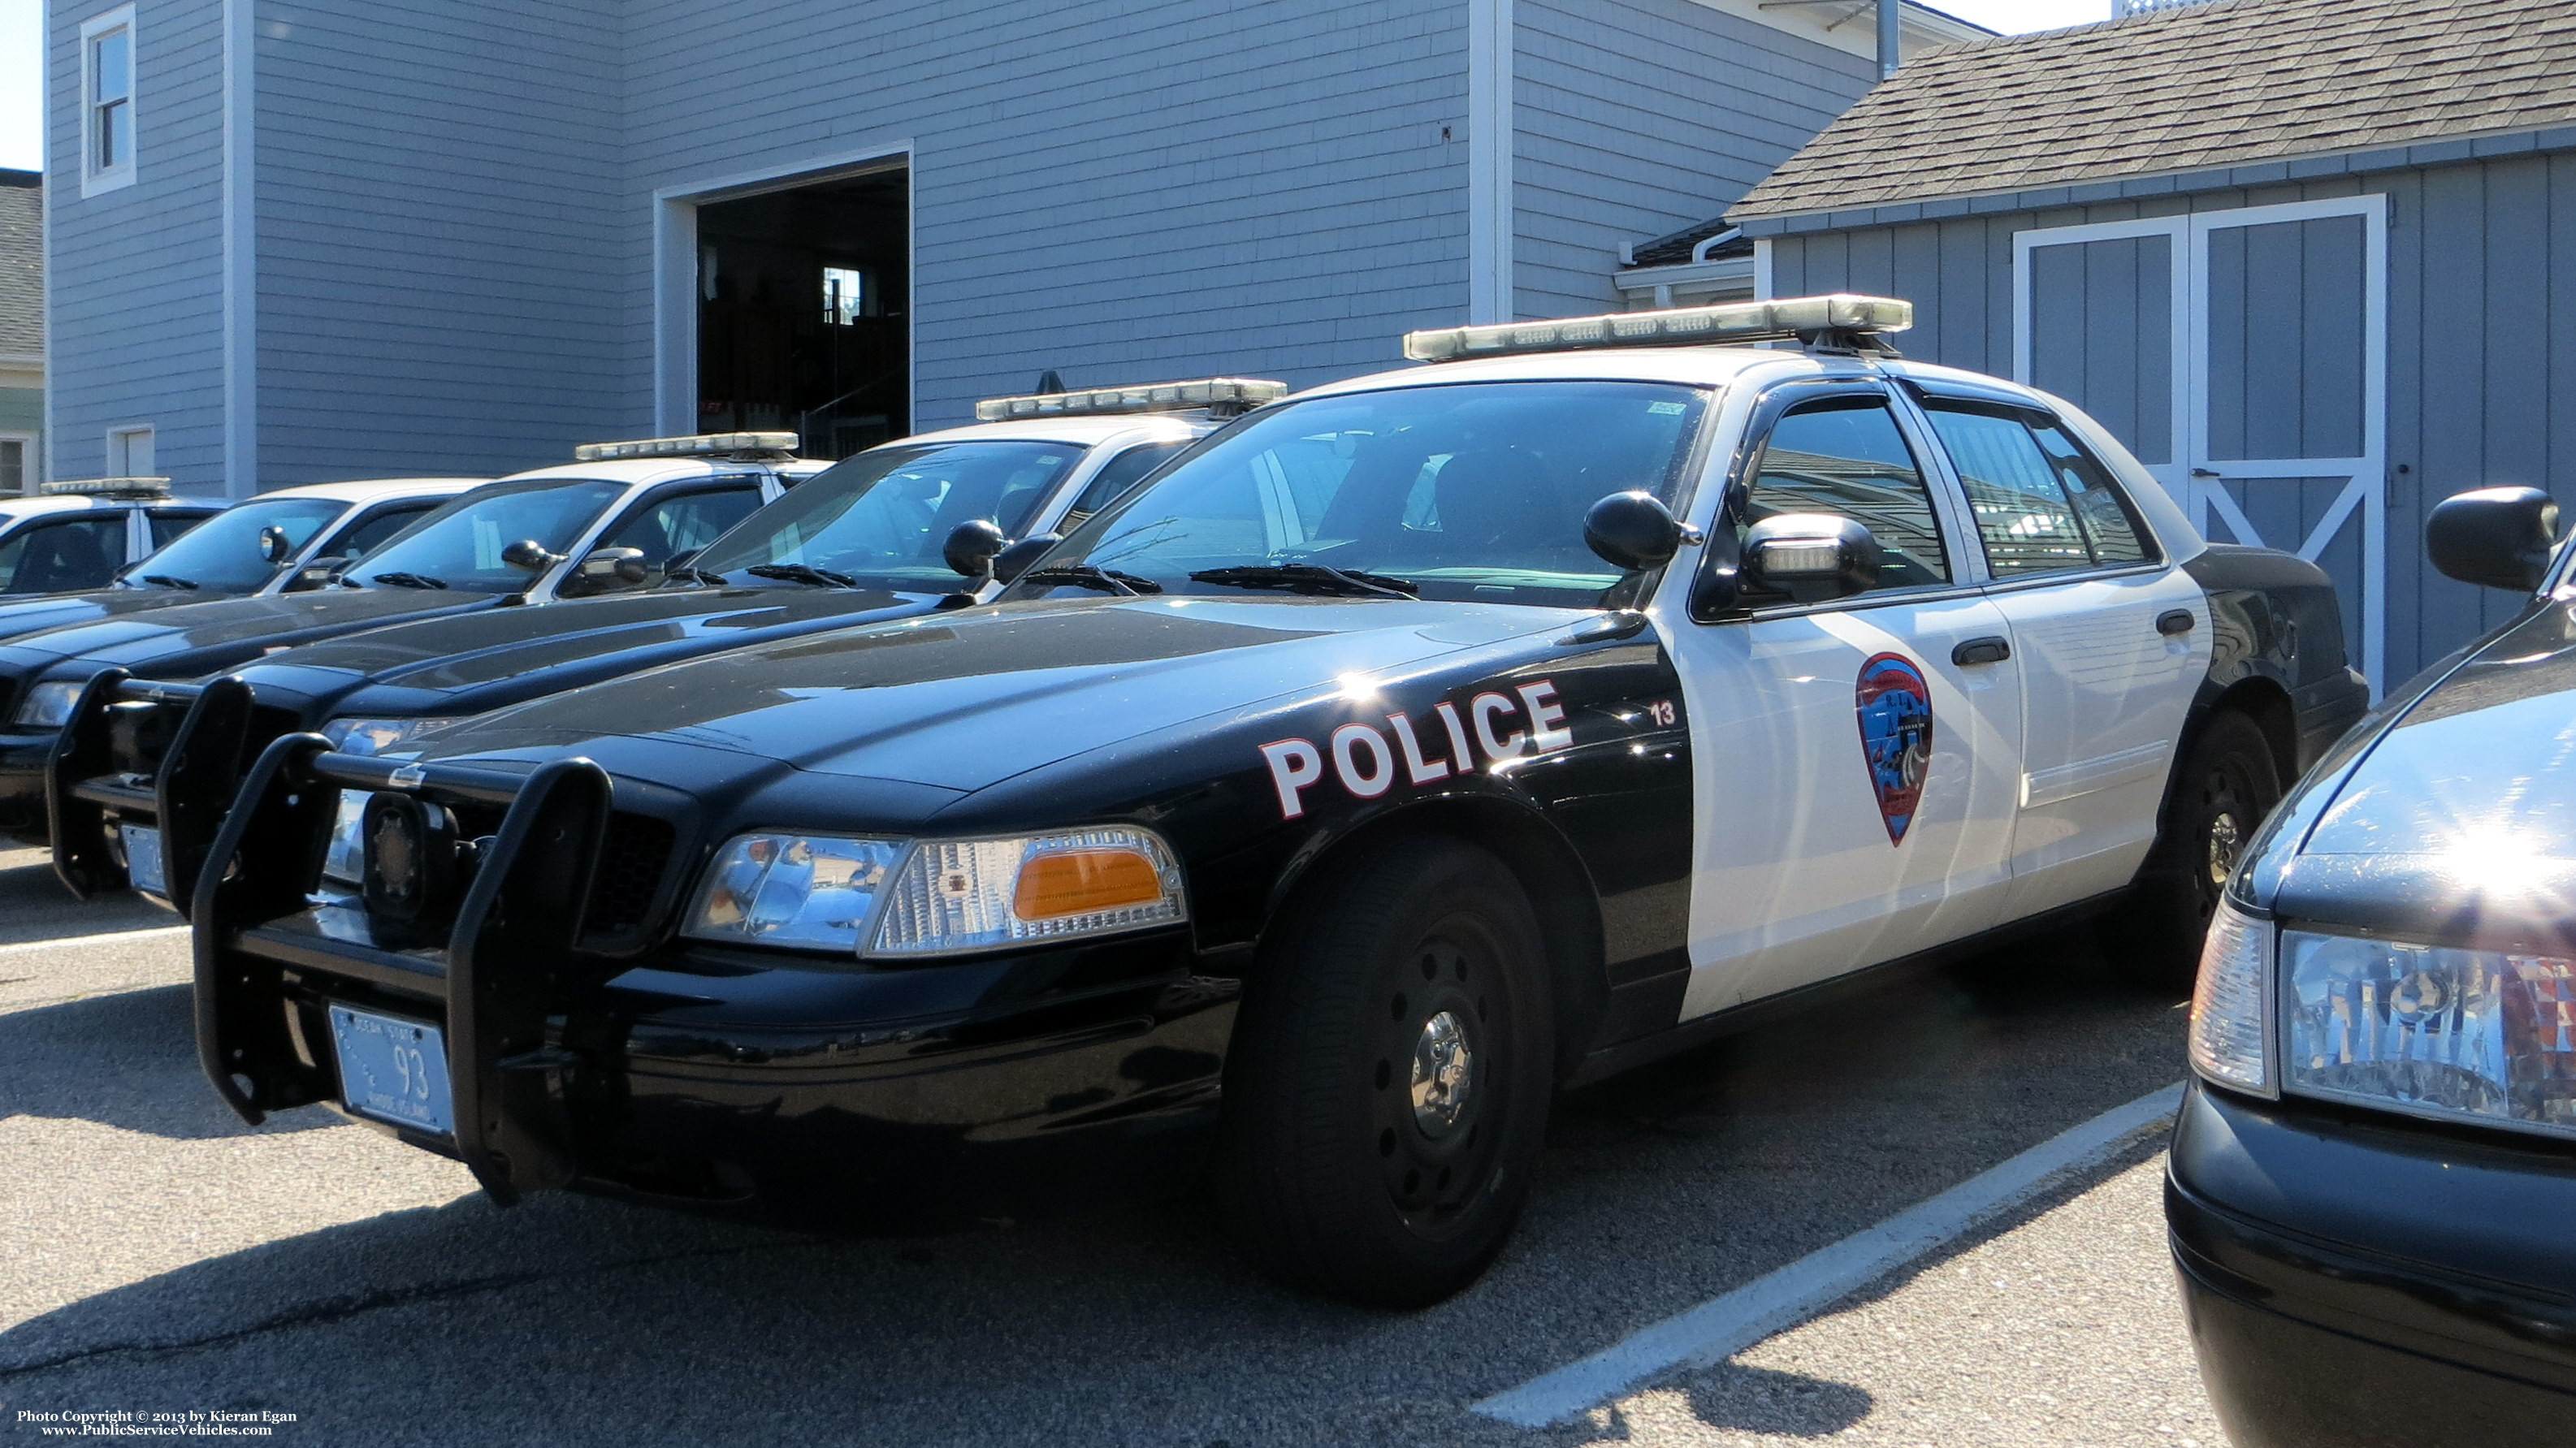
0 846 179 947
0 927 2189 1447
0 983 335 1139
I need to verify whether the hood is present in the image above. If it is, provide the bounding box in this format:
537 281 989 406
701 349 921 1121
0 587 223 646
0 586 506 678
418 595 1571 795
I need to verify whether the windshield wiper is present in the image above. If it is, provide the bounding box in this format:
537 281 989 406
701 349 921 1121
1187 564 1418 599
746 562 857 588
1019 564 1164 596
370 571 448 590
139 574 199 590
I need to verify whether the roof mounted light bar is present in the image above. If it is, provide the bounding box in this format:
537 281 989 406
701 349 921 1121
41 477 175 499
975 377 1289 422
572 431 801 463
1401 294 1913 363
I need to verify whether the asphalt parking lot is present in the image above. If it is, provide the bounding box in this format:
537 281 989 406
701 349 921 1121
0 843 2228 1447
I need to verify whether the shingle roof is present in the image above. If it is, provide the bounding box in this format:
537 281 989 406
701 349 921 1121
0 171 39 358
1731 0 2576 222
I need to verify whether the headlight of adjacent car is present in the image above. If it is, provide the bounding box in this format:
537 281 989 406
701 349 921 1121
2189 897 2276 1096
2283 929 2576 1141
322 716 466 757
680 825 1186 957
11 680 85 730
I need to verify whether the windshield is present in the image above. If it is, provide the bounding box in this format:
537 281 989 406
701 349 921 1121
349 478 623 592
690 441 1084 590
119 495 344 591
1009 380 1710 608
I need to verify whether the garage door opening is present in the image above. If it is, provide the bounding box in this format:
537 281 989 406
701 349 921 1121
695 166 908 460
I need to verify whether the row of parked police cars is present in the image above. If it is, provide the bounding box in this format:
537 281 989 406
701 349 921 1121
3 295 2566 1444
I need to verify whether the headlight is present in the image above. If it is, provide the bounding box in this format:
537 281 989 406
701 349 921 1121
322 716 466 758
2189 897 2275 1095
868 826 1184 957
11 680 85 730
320 789 370 888
683 833 907 951
2284 930 2576 1141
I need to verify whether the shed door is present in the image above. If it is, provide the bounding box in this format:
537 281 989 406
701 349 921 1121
2015 197 2388 689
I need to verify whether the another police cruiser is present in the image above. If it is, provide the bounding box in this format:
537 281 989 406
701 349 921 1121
0 435 820 846
58 383 1267 910
2171 486 2576 1446
0 478 222 599
0 477 483 646
193 297 2366 1306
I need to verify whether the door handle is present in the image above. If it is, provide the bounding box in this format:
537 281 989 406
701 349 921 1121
2156 608 2196 636
1951 635 2011 666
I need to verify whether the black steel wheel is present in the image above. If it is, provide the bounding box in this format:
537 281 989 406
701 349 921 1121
2102 709 2281 987
1217 834 1553 1308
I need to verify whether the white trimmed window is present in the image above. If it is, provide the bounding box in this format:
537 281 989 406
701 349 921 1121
0 434 34 494
80 6 138 195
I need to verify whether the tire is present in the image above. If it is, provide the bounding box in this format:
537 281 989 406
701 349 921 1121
2102 709 2282 987
1216 835 1556 1308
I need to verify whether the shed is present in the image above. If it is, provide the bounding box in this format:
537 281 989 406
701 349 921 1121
1727 0 2576 690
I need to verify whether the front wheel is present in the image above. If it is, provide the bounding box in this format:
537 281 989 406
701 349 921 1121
2102 708 2281 986
1216 835 1555 1308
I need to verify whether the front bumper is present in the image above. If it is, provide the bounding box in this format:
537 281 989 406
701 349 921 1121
0 725 54 841
2166 1081 2576 1448
197 740 1238 1225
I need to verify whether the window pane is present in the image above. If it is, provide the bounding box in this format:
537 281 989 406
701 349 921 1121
331 504 438 560
2033 421 2154 565
94 28 130 101
1922 406 2089 578
0 517 128 594
148 509 215 548
131 500 331 590
1744 398 1948 590
0 440 23 493
1067 442 1187 520
601 486 764 560
695 442 1085 592
354 479 622 593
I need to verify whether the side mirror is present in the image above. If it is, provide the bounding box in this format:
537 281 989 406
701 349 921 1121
1744 513 1881 603
666 547 702 572
1584 491 1696 573
578 547 652 587
258 525 296 565
2428 486 2558 594
285 560 344 592
992 533 1060 586
500 538 561 574
942 519 1007 584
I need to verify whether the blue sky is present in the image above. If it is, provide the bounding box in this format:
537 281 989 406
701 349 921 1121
0 0 2106 175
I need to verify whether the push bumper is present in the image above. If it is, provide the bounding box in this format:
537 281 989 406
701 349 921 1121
2166 1081 2576 1448
196 738 1236 1223
49 671 261 912
0 725 54 842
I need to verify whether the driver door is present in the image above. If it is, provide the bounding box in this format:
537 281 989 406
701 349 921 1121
1653 383 2028 1018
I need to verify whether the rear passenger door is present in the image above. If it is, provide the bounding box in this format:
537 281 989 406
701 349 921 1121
1905 389 2210 919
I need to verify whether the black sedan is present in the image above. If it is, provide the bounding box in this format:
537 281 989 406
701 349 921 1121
2170 485 2576 1446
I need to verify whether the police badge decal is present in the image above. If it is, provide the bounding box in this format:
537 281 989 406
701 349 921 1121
1855 653 1933 845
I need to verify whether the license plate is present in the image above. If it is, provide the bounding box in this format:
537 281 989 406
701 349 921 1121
121 824 165 897
327 1005 454 1135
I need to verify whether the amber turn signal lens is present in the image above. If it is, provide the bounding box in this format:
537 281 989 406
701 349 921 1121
1013 849 1164 920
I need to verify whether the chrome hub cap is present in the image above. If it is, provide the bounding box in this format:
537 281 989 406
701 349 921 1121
1409 1009 1473 1137
2206 810 2244 887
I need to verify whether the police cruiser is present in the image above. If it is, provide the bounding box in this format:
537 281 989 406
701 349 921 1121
191 296 2367 1306
0 478 222 600
0 436 821 847
55 383 1270 910
0 477 483 647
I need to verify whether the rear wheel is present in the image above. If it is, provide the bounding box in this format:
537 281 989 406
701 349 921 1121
2102 709 2280 986
1217 835 1554 1308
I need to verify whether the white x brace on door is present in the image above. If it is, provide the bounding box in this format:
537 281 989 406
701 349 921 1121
2013 196 2388 689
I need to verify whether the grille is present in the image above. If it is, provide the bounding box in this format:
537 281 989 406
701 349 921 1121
582 812 677 940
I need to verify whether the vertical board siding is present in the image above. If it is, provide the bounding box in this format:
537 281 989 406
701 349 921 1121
255 0 626 484
627 0 1470 430
1764 153 2576 689
2025 235 2171 464
2203 216 2363 463
1512 0 1871 320
47 0 229 492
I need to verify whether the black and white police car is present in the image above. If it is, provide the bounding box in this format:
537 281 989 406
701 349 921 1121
2171 486 2576 1446
0 478 223 600
0 435 820 848
192 296 2367 1306
0 476 484 646
55 383 1269 911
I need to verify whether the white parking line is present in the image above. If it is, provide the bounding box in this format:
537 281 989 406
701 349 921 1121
0 924 190 957
1472 1080 2187 1428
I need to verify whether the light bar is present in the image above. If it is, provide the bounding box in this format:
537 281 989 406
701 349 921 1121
1401 294 1913 363
572 432 800 463
40 477 175 498
975 377 1288 422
